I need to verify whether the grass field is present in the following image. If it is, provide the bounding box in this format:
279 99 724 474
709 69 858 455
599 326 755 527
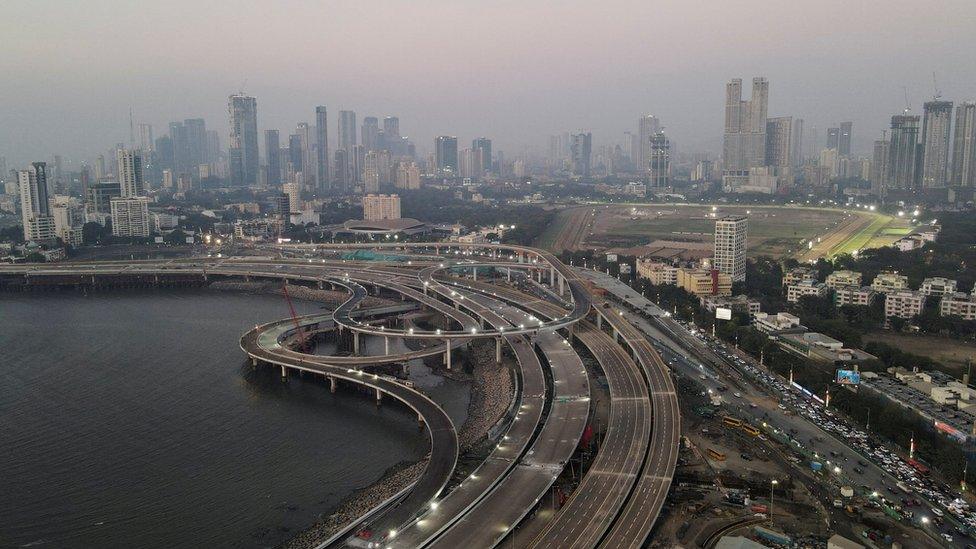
863 332 976 377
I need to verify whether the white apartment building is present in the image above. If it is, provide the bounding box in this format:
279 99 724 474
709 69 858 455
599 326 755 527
871 271 910 293
636 259 678 285
362 194 401 221
787 279 828 302
825 270 862 289
110 196 151 237
783 266 817 287
920 277 958 296
833 286 877 307
884 290 925 319
713 215 748 282
754 312 802 334
282 182 302 213
940 292 976 320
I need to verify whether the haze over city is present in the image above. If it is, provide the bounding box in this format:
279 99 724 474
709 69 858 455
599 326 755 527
4 0 976 164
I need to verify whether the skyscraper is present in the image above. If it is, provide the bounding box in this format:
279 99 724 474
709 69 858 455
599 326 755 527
714 215 748 282
826 127 840 150
137 124 154 151
339 110 357 153
722 77 768 188
184 118 207 174
839 121 853 156
472 137 492 174
871 135 890 197
19 162 55 242
637 115 661 174
435 136 458 175
951 102 976 187
265 130 281 186
362 117 380 152
920 100 953 188
886 115 921 192
295 122 312 182
570 132 592 177
333 149 349 192
116 149 144 197
647 132 670 187
315 106 329 190
383 117 400 140
765 117 793 168
228 93 259 186
791 118 804 168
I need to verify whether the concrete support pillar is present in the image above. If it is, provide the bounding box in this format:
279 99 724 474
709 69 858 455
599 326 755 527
423 284 428 295
559 275 565 295
375 387 382 403
506 268 511 282
445 340 452 370
317 280 323 289
330 376 337 393
496 337 503 364
418 412 425 426
537 269 542 283
473 268 477 282
251 357 259 367
613 328 620 342
353 332 360 355
384 336 390 355
281 365 288 380
550 267 555 286
596 314 603 329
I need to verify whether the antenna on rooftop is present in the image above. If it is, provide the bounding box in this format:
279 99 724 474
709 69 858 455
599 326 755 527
932 72 943 100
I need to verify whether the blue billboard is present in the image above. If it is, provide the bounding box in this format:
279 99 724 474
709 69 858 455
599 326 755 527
836 369 861 385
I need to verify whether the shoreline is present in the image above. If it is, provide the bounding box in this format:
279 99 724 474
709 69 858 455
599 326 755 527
277 340 515 549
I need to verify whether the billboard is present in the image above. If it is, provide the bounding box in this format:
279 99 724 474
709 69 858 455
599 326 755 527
935 421 968 443
715 307 733 320
619 264 632 274
606 253 618 262
835 369 861 385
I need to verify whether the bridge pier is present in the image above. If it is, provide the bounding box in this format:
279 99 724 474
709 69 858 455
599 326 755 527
496 337 502 364
444 339 452 370
329 376 337 393
506 268 511 282
550 267 555 286
353 332 360 355
472 268 477 282
384 336 390 355
559 274 565 296
418 412 424 426
375 387 382 404
251 357 259 368
317 280 323 289
613 327 620 342
280 365 288 380
596 314 603 329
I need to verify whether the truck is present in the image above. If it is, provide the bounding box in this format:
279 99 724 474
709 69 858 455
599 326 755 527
896 481 911 494
840 486 854 498
810 461 823 472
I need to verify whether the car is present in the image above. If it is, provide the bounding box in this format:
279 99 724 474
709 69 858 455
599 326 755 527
740 453 752 461
933 508 945 517
943 533 954 543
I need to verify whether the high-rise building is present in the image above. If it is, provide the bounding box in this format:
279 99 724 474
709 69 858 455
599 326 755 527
383 117 400 140
184 118 207 174
791 118 805 168
723 77 768 189
205 130 220 164
886 115 921 191
265 129 281 186
395 162 421 189
295 122 312 184
459 148 483 180
362 193 401 221
338 110 357 153
315 106 329 190
826 127 840 150
472 137 492 174
364 151 381 193
871 136 890 197
765 117 793 168
951 102 976 187
920 100 953 188
282 182 301 213
435 136 458 175
333 149 349 192
637 115 661 174
362 117 380 152
137 124 154 151
116 149 143 197
839 121 853 156
86 180 121 216
714 215 748 282
570 132 592 177
647 132 670 187
228 93 259 186
19 162 56 242
110 196 151 237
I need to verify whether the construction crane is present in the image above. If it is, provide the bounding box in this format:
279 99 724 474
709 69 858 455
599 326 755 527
282 282 309 351
932 72 943 100
903 87 912 114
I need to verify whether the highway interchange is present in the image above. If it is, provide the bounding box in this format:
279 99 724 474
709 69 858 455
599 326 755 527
0 242 680 549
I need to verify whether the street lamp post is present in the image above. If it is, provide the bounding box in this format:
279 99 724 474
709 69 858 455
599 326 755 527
769 479 779 526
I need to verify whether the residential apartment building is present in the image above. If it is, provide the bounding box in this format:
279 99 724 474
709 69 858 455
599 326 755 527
636 259 678 285
783 266 817 287
833 286 877 307
713 215 748 282
110 196 151 237
920 277 958 297
825 270 862 289
676 268 732 297
362 193 401 221
871 271 910 293
787 279 829 303
940 293 976 321
884 290 925 319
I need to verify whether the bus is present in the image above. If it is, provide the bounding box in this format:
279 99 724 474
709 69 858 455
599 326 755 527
740 424 760 437
707 448 727 461
907 458 930 476
722 416 743 428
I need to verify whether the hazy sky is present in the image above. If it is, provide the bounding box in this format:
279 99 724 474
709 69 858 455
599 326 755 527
3 0 975 168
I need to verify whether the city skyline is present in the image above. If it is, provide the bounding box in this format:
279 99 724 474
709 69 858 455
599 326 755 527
3 0 976 165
